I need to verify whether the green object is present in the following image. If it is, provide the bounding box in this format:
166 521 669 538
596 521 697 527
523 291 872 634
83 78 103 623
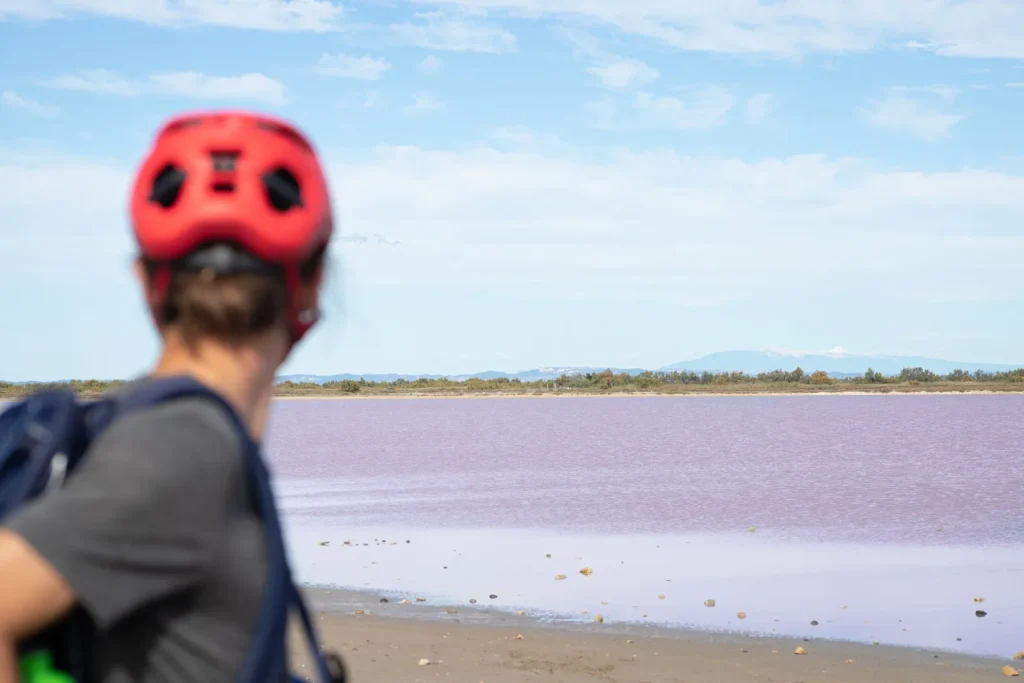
18 651 75 683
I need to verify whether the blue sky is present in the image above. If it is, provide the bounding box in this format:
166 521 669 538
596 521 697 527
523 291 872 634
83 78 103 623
2 0 1024 381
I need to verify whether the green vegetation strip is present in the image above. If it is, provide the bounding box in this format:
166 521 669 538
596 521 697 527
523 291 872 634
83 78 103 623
3 367 1023 399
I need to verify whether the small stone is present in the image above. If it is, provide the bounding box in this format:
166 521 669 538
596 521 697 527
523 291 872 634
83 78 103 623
406 540 410 543
977 610 988 618
957 638 962 641
975 597 985 603
749 527 756 532
489 594 498 599
1003 665 1020 677
1015 653 1024 661
737 612 747 619
873 641 880 645
469 599 477 604
400 599 411 605
627 640 634 644
658 594 666 600
354 610 365 615
418 658 431 666
794 647 807 655
515 634 524 640
579 567 594 576
810 620 819 626
416 597 427 602
545 553 551 558
445 609 458 615
741 648 748 653
516 610 526 616
846 659 856 664
555 574 568 580
594 614 604 623
379 598 388 603
704 599 716 607
319 541 329 546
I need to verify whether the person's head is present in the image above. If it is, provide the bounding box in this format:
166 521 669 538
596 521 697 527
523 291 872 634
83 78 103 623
128 111 333 383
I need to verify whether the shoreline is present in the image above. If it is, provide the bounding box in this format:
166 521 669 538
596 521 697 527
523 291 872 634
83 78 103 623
272 388 1024 400
292 587 1014 682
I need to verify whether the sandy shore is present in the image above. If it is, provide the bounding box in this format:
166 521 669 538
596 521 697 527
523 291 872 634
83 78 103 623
290 607 1010 683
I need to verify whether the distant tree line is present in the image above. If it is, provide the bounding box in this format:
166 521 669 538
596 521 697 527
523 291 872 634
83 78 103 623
5 366 1020 399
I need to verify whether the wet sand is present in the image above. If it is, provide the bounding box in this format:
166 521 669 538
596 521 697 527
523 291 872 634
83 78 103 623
291 607 1010 683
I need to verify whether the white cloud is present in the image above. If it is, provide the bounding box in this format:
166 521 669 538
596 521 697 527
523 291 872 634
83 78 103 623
317 53 392 81
4 146 1024 309
41 69 140 96
398 0 1024 59
746 93 772 123
1007 82 1024 88
392 11 516 52
863 88 965 142
40 69 288 105
2 90 59 118
587 59 658 88
148 72 288 105
364 91 380 108
490 125 559 147
0 0 344 31
633 87 736 130
418 55 443 74
404 92 446 115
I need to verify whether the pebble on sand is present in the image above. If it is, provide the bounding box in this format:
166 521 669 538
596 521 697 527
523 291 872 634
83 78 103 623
418 658 431 666
658 594 666 600
489 594 498 599
515 634 524 640
469 599 477 604
975 597 985 603
1015 653 1024 660
810 620 819 626
846 659 856 664
977 610 988 618
379 598 388 603
794 647 807 655
554 574 568 580
400 599 411 605
416 597 427 602
737 612 747 619
319 541 329 546
579 567 594 576
354 610 366 615
704 599 716 607
516 610 526 616
594 615 604 623
1003 665 1020 677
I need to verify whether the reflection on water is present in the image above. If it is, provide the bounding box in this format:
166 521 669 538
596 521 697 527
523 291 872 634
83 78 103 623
271 395 1023 655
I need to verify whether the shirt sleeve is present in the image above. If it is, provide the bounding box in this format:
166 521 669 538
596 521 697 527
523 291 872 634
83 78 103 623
4 397 243 628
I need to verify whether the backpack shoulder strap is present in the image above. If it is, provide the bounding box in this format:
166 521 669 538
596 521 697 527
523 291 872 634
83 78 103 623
109 377 340 683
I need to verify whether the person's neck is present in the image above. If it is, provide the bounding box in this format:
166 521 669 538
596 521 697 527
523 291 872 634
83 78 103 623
151 332 283 440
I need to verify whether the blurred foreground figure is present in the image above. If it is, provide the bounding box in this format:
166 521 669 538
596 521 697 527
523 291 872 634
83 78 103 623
0 111 346 683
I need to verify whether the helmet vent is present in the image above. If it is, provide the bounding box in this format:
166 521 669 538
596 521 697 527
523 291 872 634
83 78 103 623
149 164 187 208
262 168 303 212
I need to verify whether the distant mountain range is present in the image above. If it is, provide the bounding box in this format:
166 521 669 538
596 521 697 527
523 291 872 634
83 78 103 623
279 351 1021 384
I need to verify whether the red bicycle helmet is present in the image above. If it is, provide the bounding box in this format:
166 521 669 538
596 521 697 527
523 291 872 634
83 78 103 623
130 110 333 341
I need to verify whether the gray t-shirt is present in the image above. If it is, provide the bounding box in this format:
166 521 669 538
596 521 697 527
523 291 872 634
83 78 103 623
5 394 267 683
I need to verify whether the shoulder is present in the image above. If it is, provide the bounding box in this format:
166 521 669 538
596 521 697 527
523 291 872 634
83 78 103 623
83 394 246 497
100 395 239 452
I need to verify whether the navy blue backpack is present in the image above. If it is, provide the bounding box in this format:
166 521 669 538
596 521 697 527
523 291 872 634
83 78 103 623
0 377 346 683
